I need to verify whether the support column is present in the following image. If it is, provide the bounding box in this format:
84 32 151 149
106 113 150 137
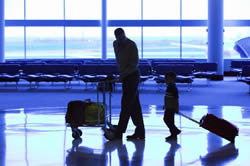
208 0 224 80
0 0 5 62
102 0 107 59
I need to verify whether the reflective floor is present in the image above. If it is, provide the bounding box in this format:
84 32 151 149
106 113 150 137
0 105 250 166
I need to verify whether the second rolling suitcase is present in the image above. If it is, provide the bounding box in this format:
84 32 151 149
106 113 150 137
179 112 239 143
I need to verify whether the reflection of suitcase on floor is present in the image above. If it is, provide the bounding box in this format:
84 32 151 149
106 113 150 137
179 112 239 143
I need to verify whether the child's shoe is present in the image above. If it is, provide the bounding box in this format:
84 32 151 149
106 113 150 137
165 135 177 142
175 129 181 136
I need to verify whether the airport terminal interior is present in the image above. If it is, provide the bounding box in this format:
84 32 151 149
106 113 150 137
1 0 250 166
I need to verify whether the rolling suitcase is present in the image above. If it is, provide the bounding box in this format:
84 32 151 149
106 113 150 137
179 112 239 143
65 99 105 139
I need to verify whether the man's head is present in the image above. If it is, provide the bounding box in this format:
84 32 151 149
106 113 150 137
114 28 126 43
165 71 176 85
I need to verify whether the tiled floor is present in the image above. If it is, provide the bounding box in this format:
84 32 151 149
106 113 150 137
1 104 249 166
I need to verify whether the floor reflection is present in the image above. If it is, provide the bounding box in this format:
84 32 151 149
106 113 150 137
66 138 145 166
200 143 238 166
164 141 181 166
1 105 250 166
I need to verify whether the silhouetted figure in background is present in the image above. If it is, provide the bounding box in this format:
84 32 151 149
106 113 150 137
163 72 181 141
104 28 145 141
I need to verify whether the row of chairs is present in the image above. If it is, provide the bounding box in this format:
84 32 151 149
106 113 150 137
0 63 151 88
230 60 250 79
0 62 217 89
238 65 250 93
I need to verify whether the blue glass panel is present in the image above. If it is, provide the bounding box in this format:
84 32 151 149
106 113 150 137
26 0 63 20
224 27 250 59
5 0 24 20
66 27 101 59
5 27 24 59
182 0 208 20
143 27 180 59
225 0 250 20
143 0 180 20
65 0 101 20
107 0 141 20
26 27 64 59
182 27 207 59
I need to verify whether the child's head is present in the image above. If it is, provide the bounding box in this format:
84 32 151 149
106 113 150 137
165 71 176 85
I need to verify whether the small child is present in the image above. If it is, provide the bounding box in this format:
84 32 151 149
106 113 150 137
163 71 181 141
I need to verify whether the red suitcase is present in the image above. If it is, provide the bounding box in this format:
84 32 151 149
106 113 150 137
179 112 239 143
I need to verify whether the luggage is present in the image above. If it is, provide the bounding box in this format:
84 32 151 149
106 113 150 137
65 99 105 139
84 102 104 125
65 100 88 127
200 114 238 143
178 112 239 143
65 99 105 126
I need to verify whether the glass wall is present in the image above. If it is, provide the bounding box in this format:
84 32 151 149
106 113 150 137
66 27 101 59
224 27 250 59
143 0 180 20
5 27 25 59
65 0 101 20
26 27 64 59
107 0 141 20
26 0 64 20
143 27 180 59
5 0 24 20
224 0 250 20
182 27 207 59
4 0 250 59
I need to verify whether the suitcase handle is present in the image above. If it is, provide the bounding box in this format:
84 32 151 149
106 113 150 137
178 112 200 125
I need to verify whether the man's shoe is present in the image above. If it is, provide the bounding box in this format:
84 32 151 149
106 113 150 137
103 128 122 141
103 128 115 141
127 133 145 140
165 135 177 142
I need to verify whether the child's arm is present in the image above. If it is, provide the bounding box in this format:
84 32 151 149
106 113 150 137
165 96 179 113
175 99 179 113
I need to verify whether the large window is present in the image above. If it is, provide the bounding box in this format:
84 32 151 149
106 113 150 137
143 0 180 20
182 0 207 20
5 0 24 20
26 0 64 20
224 27 250 59
26 27 64 59
65 0 101 20
107 0 141 20
182 27 207 59
143 27 180 58
66 27 101 59
4 0 250 60
5 27 25 59
224 0 250 20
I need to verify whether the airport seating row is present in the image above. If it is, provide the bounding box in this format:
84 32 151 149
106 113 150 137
230 60 250 78
238 65 250 93
0 60 218 88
